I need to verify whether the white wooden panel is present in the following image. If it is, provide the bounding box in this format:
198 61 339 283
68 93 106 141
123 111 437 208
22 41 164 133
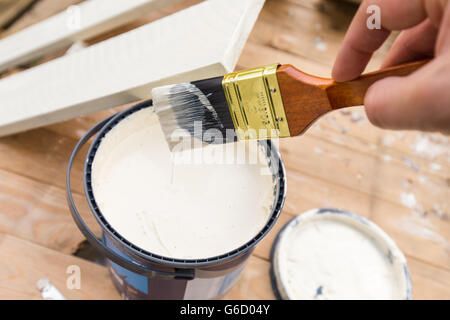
0 0 181 72
0 0 265 137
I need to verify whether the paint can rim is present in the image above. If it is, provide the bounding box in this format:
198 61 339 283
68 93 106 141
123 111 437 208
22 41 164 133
81 100 287 268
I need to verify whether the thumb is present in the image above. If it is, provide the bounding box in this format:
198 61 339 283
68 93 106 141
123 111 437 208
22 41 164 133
364 60 450 133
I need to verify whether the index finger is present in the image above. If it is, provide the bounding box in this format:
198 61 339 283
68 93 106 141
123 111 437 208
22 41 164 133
332 0 427 82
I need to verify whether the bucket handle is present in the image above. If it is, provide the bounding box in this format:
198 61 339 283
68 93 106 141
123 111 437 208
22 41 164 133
66 115 195 281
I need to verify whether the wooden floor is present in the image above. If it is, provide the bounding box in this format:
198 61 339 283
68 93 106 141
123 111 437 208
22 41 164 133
0 0 448 300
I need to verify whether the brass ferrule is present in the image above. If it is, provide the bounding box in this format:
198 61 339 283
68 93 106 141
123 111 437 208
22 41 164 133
222 64 291 141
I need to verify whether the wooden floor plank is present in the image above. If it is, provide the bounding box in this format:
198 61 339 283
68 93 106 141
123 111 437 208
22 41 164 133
0 168 99 254
0 127 86 194
307 111 449 181
225 256 275 300
280 135 449 211
0 232 120 299
0 0 35 30
0 0 186 72
408 257 450 300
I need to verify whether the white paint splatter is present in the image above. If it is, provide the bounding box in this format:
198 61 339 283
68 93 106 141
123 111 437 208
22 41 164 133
400 192 426 216
401 179 412 189
411 133 449 160
418 175 428 184
431 204 449 220
284 202 299 212
326 115 338 129
401 156 420 172
429 162 442 171
393 216 449 247
382 154 391 163
350 111 364 123
36 278 66 300
400 192 417 209
75 129 86 139
382 135 395 147
314 146 324 154
289 173 307 183
313 36 328 51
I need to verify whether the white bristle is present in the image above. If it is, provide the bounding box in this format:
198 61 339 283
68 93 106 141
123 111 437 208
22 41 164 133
152 82 232 150
152 85 175 114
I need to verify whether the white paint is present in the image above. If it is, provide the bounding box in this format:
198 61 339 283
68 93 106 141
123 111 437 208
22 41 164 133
313 146 324 155
382 135 395 147
411 133 449 160
312 37 327 52
432 204 446 219
0 0 181 72
65 41 87 55
382 154 391 163
400 192 426 216
91 108 275 259
400 192 417 209
36 278 66 300
418 175 428 184
429 162 442 171
349 111 364 123
401 179 412 189
401 156 420 172
273 210 409 300
393 216 449 247
0 0 265 137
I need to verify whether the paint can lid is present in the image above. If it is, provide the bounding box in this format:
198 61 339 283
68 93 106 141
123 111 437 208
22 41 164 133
270 208 412 300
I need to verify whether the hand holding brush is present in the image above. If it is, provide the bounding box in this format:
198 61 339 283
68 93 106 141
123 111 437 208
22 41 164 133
152 60 427 146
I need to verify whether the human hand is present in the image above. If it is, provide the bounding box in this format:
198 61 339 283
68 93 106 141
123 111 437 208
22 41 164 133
332 0 450 134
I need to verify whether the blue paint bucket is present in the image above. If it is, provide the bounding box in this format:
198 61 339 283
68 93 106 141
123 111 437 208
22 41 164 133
67 100 286 299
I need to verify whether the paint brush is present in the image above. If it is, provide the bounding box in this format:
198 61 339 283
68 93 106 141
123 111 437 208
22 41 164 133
152 60 427 148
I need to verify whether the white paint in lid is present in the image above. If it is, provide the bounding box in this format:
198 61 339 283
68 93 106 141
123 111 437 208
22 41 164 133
272 209 412 300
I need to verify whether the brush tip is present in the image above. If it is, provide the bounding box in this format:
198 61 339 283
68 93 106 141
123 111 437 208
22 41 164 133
152 79 236 149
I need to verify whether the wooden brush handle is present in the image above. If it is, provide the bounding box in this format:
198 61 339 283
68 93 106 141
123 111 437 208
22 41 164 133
326 60 428 109
276 59 428 136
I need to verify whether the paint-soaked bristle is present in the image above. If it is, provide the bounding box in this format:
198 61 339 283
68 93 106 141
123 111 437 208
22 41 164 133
152 76 236 150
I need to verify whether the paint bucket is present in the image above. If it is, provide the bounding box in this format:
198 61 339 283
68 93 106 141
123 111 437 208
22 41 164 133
270 208 412 300
67 100 286 300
